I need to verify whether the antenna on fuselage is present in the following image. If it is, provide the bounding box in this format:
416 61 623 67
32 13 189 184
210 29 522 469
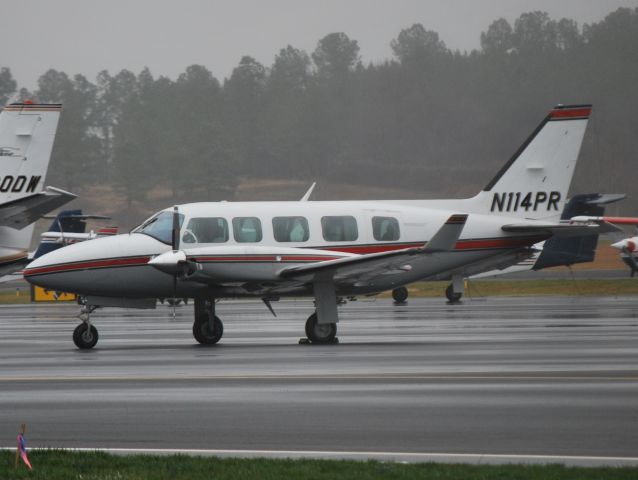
300 182 316 201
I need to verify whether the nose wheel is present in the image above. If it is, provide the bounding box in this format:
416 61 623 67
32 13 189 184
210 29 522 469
73 304 99 349
73 323 98 349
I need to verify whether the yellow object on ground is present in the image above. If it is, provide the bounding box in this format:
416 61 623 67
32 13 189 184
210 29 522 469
32 286 76 302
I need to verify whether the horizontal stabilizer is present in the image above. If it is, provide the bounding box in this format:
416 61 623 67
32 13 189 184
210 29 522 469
0 187 76 230
570 215 638 225
502 221 620 237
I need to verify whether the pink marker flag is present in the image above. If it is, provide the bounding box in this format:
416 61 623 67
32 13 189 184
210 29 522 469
17 433 32 470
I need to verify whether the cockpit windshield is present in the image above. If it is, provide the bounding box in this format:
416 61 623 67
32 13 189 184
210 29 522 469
132 211 184 245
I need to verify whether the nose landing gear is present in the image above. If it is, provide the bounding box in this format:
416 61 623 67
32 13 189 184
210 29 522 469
73 304 99 349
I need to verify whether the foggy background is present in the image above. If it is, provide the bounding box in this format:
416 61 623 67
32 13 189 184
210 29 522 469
1 1 637 227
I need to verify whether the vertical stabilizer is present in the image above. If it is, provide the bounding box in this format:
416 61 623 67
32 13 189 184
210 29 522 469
0 103 62 202
470 105 591 221
0 103 63 271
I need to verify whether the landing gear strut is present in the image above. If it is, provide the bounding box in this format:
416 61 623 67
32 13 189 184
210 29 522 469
300 274 340 344
73 304 99 349
392 287 408 304
193 298 223 345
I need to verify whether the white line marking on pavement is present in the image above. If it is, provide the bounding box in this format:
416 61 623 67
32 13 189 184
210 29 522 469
1 447 637 466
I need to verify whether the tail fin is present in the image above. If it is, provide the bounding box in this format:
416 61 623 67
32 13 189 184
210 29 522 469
0 103 62 202
0 103 65 273
32 211 116 260
33 209 86 259
471 104 591 221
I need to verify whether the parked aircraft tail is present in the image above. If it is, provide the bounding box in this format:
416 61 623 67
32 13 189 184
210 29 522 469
0 102 61 201
33 210 115 260
534 193 625 269
0 102 69 275
468 104 591 221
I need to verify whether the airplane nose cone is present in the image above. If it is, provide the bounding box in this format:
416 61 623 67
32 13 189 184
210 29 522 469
611 240 625 251
612 239 635 252
23 233 169 293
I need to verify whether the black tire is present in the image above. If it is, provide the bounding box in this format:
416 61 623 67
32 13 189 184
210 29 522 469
193 313 223 345
305 312 337 344
392 287 408 303
73 323 98 349
445 283 463 303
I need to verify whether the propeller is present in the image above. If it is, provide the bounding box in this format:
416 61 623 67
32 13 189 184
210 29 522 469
147 206 197 315
171 206 180 319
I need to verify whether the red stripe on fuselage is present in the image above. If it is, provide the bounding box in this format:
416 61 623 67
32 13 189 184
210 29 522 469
23 256 151 277
321 243 422 254
190 255 341 263
24 236 544 277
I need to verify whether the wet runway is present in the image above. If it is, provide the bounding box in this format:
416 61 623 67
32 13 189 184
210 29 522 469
1 296 637 465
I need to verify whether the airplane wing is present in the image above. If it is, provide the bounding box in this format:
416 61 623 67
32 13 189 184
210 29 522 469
278 214 468 283
0 187 76 230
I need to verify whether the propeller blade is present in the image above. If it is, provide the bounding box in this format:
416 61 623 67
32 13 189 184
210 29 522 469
171 205 180 317
172 275 177 320
172 205 180 251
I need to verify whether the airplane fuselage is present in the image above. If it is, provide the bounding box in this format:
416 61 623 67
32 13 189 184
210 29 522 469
24 199 547 299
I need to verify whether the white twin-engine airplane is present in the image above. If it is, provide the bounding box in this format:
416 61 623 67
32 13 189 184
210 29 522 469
24 104 618 349
0 102 75 276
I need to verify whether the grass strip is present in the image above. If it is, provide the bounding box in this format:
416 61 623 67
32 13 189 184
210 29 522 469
2 450 637 480
378 279 638 298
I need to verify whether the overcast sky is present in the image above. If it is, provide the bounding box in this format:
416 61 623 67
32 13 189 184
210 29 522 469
4 0 637 90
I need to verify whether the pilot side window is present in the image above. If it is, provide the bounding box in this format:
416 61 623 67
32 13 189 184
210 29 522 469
232 217 263 243
272 216 309 242
321 216 358 242
133 210 184 245
372 216 400 241
182 217 228 244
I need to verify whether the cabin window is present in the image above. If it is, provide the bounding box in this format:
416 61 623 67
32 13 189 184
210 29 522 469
133 210 184 245
272 216 309 242
233 217 263 243
321 216 358 242
372 216 400 241
182 217 228 244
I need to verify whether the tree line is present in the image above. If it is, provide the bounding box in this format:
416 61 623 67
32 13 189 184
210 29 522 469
1 8 637 212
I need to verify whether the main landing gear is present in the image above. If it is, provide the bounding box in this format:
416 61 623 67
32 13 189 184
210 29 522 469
299 273 340 345
392 287 408 304
445 275 465 303
73 304 99 349
192 298 224 345
304 312 337 344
